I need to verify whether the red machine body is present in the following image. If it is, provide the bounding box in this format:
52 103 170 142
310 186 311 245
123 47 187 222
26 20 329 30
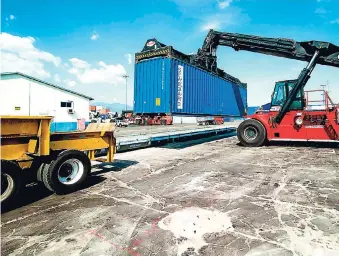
195 30 339 146
130 115 173 125
249 90 339 143
147 116 173 125
214 117 225 125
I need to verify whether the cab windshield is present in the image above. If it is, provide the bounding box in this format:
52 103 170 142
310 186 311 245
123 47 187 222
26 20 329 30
271 82 286 106
271 81 304 110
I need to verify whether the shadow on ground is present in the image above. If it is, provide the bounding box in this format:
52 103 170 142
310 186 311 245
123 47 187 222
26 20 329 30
1 159 139 214
236 141 339 149
91 159 139 176
1 176 106 214
159 132 237 149
269 141 339 149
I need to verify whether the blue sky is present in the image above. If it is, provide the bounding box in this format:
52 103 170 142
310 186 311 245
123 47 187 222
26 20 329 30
1 0 339 106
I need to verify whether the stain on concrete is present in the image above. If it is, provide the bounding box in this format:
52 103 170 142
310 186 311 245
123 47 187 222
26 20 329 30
1 136 339 256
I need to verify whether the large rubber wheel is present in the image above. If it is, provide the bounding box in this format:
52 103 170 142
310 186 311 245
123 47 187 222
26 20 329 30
37 163 49 182
42 150 91 194
237 119 266 147
1 160 22 204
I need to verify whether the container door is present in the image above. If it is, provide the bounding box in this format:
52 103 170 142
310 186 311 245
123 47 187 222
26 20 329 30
134 58 170 114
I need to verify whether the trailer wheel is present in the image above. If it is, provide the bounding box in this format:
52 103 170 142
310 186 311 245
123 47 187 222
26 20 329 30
237 119 266 147
42 150 91 194
39 163 54 192
37 163 49 182
1 160 22 204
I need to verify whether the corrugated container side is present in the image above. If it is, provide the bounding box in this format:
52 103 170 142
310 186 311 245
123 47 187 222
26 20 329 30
134 57 247 116
170 58 242 116
239 87 247 115
247 106 260 115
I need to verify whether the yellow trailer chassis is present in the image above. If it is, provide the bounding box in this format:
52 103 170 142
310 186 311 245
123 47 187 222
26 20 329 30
1 116 116 203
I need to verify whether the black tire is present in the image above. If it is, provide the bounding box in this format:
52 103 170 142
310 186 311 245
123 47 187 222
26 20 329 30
37 163 49 182
42 150 91 194
237 119 266 147
40 163 54 191
1 160 22 204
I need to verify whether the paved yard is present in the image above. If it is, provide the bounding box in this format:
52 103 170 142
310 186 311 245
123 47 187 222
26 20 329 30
1 136 339 256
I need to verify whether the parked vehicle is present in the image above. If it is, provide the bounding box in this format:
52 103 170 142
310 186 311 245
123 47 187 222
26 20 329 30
115 118 129 127
197 116 224 125
1 116 116 204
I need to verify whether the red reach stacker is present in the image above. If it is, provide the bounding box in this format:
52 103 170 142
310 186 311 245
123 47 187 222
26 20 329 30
193 30 339 146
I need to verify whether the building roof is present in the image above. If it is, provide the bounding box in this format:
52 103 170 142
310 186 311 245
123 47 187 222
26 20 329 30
1 72 94 100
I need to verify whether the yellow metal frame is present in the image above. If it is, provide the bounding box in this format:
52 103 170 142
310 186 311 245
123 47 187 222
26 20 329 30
1 116 116 168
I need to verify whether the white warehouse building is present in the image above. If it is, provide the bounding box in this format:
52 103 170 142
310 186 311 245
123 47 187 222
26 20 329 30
0 72 93 132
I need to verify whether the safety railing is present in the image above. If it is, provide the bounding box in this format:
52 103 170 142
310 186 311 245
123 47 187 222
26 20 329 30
305 90 337 112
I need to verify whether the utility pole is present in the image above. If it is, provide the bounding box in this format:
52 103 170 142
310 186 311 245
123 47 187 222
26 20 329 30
122 74 129 111
320 84 326 104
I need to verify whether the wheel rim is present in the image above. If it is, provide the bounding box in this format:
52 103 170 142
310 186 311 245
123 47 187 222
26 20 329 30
244 126 258 141
1 173 14 201
57 159 84 185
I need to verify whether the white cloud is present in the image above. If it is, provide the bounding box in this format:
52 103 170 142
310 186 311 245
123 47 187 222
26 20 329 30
0 33 61 78
68 58 126 85
9 15 15 20
124 53 132 64
90 32 99 41
201 21 221 31
63 62 69 68
200 9 250 32
315 8 327 14
218 0 232 9
330 19 339 24
98 61 106 67
68 68 79 74
64 79 76 87
54 74 61 82
69 58 89 69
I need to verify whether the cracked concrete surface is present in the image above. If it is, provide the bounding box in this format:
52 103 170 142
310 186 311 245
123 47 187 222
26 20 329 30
1 136 339 256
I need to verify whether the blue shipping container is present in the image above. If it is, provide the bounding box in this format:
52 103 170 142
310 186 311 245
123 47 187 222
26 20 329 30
262 102 271 111
247 106 260 115
134 57 247 117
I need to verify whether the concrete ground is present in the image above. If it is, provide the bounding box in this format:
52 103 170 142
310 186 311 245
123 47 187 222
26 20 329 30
1 135 339 256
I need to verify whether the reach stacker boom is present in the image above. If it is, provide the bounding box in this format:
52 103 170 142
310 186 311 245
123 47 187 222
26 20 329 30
193 30 339 146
